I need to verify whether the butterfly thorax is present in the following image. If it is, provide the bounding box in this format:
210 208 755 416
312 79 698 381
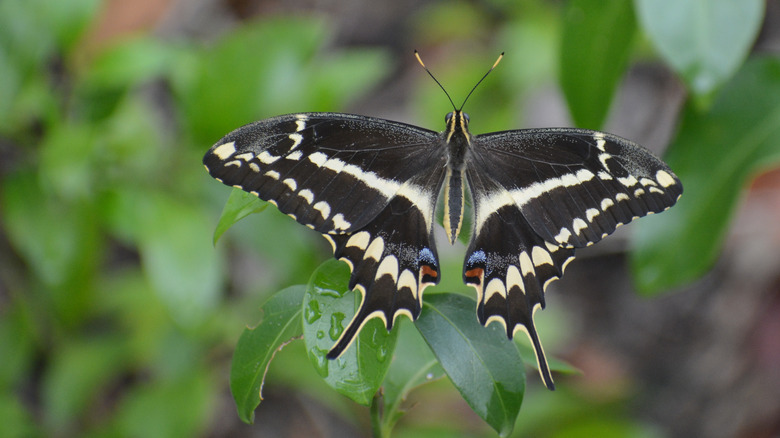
442 110 472 244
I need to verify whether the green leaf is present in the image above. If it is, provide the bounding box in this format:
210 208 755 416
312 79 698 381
83 36 177 89
1 172 99 290
113 370 213 438
634 0 764 99
416 293 525 437
172 17 388 146
171 17 327 144
0 298 37 389
230 285 306 424
0 393 39 438
140 201 223 327
213 188 268 245
1 172 100 324
632 57 780 293
38 121 96 200
307 49 390 111
379 319 445 434
560 0 637 129
303 260 397 406
42 337 127 431
103 189 223 326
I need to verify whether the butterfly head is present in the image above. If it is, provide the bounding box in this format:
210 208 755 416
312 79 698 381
445 110 471 141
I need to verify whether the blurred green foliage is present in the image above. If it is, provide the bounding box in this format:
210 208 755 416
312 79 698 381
0 0 777 437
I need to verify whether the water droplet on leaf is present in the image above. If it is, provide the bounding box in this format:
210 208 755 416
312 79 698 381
304 300 322 324
309 347 330 377
329 312 345 341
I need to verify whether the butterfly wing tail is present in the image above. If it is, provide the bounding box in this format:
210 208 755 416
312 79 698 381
324 195 440 359
464 202 574 390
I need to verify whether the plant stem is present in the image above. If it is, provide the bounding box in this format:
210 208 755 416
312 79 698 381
370 391 386 438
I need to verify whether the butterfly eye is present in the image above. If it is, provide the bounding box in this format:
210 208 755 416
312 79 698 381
445 112 453 124
463 113 470 123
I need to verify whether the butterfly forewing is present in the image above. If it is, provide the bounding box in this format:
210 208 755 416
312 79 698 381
471 128 682 249
204 113 443 234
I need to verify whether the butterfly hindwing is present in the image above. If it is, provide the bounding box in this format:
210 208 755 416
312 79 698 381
324 178 443 357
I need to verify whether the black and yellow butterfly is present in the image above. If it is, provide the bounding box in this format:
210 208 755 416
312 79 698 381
203 53 682 389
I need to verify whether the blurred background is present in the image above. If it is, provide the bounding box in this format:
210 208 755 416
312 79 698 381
1 0 780 437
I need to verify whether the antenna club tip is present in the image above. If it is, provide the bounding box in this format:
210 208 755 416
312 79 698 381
414 50 426 68
492 52 505 69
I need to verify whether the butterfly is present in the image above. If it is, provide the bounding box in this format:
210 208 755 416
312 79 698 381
203 52 682 390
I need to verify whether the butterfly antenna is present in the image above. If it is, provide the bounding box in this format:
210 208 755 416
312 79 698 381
415 50 457 111
459 52 504 111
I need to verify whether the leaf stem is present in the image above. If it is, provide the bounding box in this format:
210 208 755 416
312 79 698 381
370 391 386 438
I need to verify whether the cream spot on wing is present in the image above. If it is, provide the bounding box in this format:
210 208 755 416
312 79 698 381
332 213 351 231
313 201 331 220
283 178 297 191
234 152 254 161
598 153 613 169
598 171 613 180
618 175 639 187
640 177 657 186
286 150 302 161
212 142 236 160
506 265 524 293
531 246 553 267
600 198 614 210
375 255 399 283
258 151 279 164
572 218 588 235
364 236 385 262
225 160 241 168
346 231 370 250
308 152 327 167
594 132 606 151
265 170 280 180
585 208 600 222
485 278 507 300
398 269 418 296
519 251 535 276
656 170 677 188
288 133 303 151
298 189 314 204
295 114 309 131
554 228 572 244
615 193 630 202
249 162 260 173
